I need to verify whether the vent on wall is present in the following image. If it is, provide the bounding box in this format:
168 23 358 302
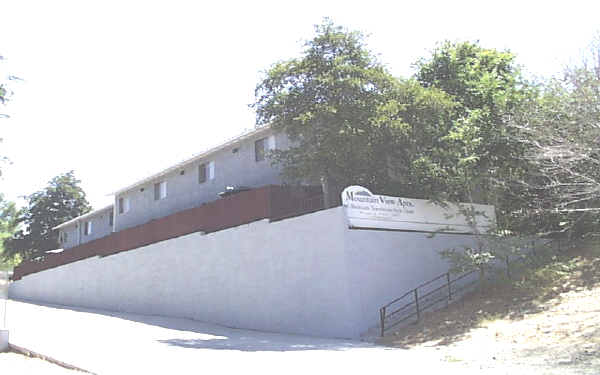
232 147 239 154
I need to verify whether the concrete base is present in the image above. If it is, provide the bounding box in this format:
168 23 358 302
0 330 8 352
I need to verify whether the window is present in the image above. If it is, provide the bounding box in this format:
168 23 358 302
255 138 265 162
59 231 68 244
208 161 215 180
154 181 167 200
199 162 215 183
118 197 130 214
109 210 114 226
84 221 92 236
255 135 275 162
198 163 207 183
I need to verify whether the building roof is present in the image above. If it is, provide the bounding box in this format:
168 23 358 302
110 125 272 195
52 204 114 230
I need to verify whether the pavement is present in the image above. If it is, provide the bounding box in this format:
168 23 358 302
4 299 560 375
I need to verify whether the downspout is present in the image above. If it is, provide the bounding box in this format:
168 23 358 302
78 219 82 246
112 198 117 233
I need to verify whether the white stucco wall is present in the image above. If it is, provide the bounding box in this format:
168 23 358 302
342 229 478 335
10 207 478 339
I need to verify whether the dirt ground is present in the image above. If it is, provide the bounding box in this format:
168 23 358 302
379 243 600 374
0 351 80 374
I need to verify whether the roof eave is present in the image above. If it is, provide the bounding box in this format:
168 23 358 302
109 125 272 196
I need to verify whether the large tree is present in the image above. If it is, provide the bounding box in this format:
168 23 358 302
0 194 19 270
510 36 600 237
4 171 91 260
253 20 399 206
413 41 533 229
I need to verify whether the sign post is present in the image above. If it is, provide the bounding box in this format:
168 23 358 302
0 271 9 352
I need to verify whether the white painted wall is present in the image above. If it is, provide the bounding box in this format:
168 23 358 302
10 207 478 339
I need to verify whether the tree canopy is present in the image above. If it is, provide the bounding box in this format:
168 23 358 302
509 37 600 237
254 21 457 205
0 194 19 270
3 171 91 260
255 24 532 216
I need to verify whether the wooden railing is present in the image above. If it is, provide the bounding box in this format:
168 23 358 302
12 185 324 281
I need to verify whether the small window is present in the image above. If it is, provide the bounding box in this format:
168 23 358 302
200 161 215 183
255 135 275 162
109 210 114 226
118 197 130 214
268 134 276 150
84 221 92 236
59 231 68 244
255 138 266 162
154 181 167 200
208 161 215 180
198 163 207 184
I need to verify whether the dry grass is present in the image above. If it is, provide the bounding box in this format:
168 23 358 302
378 240 600 372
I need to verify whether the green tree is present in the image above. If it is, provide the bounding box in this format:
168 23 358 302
0 194 19 270
4 171 91 260
254 20 401 206
373 78 457 199
413 41 532 228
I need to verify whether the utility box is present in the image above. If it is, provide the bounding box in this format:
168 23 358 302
0 271 9 352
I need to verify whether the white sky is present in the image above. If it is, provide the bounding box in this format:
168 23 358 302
1 0 599 209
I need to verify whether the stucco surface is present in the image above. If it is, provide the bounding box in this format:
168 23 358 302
114 130 289 232
10 207 478 338
58 207 113 249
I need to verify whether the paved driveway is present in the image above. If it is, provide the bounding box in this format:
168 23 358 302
4 299 558 375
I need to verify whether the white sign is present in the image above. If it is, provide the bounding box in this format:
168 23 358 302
341 186 495 233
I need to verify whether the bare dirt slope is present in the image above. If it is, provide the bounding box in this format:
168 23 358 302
378 242 600 374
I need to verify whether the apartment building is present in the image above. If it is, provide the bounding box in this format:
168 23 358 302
54 125 292 249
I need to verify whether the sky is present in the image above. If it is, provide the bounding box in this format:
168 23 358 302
0 0 599 209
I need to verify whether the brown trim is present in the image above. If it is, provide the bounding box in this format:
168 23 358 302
12 185 323 281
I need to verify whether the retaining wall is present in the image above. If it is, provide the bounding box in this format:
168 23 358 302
10 207 478 338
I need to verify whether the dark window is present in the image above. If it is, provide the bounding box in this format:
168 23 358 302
118 197 130 214
59 231 68 244
84 221 92 236
109 210 114 226
255 138 266 162
198 164 207 184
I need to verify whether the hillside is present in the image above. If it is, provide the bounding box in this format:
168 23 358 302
378 241 600 374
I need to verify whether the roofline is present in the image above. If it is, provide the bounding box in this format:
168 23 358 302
52 204 114 230
109 125 273 196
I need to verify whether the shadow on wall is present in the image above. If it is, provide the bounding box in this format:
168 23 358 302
11 299 374 352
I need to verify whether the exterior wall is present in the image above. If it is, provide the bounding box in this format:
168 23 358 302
342 229 477 335
10 207 477 339
59 208 113 249
59 223 80 249
114 129 290 232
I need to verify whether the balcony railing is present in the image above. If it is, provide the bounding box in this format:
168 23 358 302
12 185 324 280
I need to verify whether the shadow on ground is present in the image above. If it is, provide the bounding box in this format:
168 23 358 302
379 242 600 349
157 335 371 352
9 299 374 352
